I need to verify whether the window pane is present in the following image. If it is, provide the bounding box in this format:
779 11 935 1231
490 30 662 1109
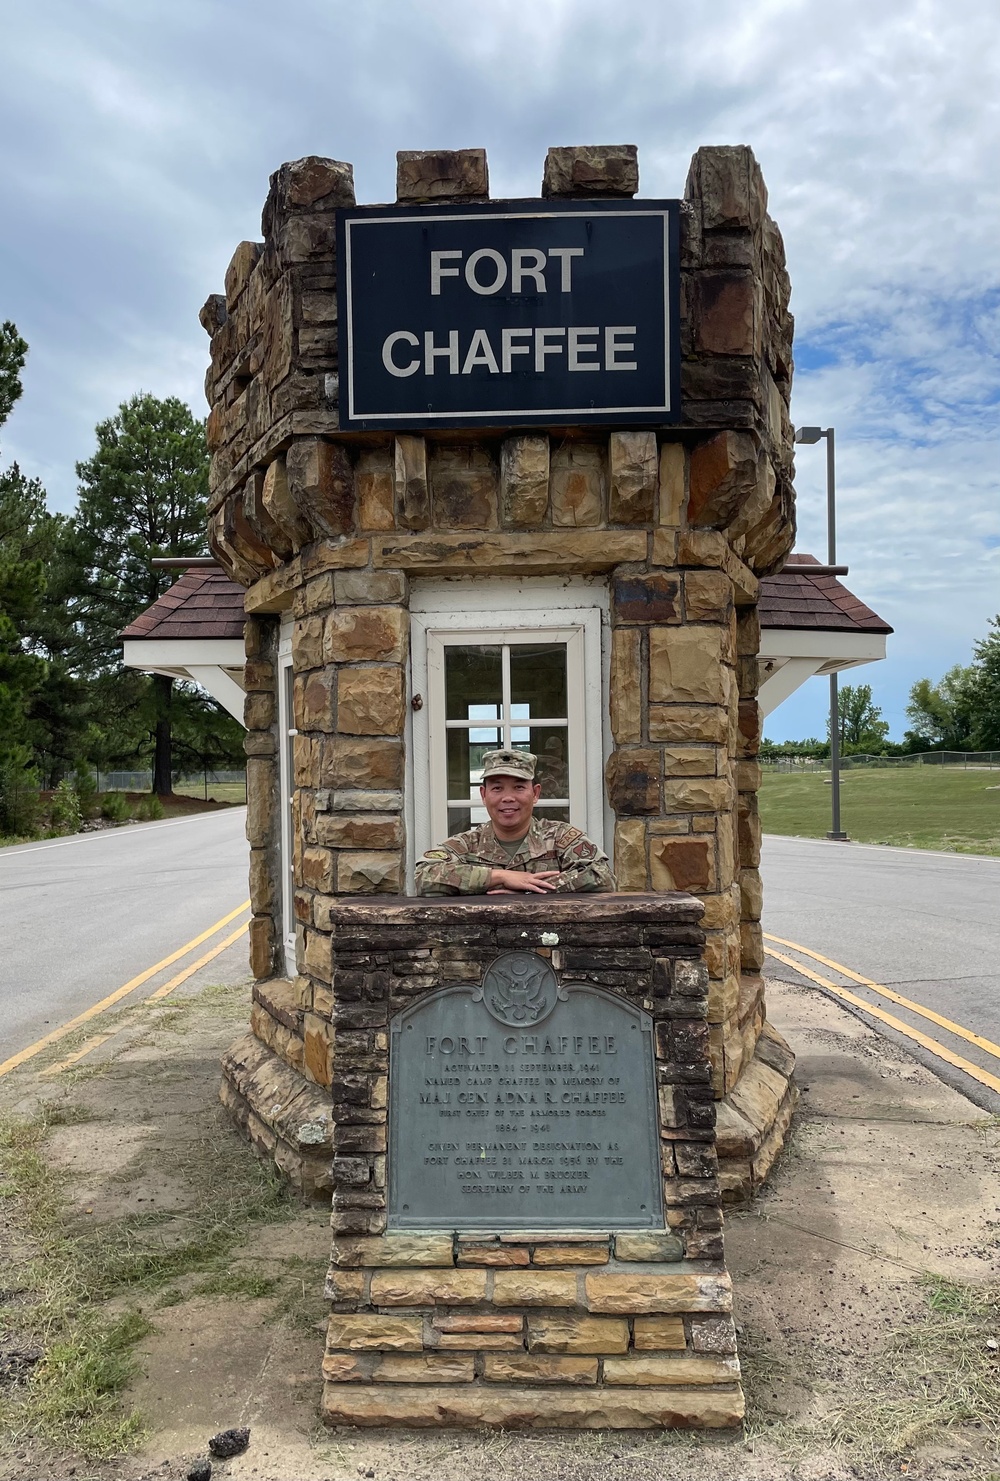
509 643 567 718
534 804 570 824
447 727 500 802
531 727 569 800
446 646 502 720
447 806 472 835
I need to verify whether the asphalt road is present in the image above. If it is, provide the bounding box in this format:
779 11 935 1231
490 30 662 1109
0 809 249 1061
762 834 1000 1113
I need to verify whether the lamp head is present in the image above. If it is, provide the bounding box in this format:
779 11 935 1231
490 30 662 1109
794 426 824 444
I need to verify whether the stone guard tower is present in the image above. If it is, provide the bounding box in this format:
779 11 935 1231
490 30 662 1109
202 143 799 1428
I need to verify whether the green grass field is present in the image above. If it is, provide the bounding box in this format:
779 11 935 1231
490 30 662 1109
759 766 1000 856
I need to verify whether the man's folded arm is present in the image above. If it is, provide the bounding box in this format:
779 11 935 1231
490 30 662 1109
414 849 494 896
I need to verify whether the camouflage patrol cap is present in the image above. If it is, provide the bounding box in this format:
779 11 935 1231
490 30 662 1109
480 748 537 782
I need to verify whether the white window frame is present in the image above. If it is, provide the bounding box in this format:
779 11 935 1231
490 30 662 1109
277 618 296 977
408 577 611 889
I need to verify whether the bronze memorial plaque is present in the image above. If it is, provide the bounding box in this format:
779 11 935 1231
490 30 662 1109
388 951 664 1229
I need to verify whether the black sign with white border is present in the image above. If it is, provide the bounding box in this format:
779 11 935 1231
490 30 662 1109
336 199 680 431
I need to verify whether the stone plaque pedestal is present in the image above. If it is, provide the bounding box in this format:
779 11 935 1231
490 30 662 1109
322 894 743 1429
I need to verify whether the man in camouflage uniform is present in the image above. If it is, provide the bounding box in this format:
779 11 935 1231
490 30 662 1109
415 748 614 896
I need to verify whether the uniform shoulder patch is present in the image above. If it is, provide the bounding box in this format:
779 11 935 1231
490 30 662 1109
421 849 452 861
571 839 597 860
558 824 584 844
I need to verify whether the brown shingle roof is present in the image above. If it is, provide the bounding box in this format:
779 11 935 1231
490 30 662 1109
120 568 247 640
121 553 893 642
758 553 893 634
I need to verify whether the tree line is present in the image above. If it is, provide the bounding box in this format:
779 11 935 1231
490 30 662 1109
761 632 1000 761
0 322 244 836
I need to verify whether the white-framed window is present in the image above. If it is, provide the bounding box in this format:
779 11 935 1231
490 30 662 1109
276 618 296 976
408 578 611 887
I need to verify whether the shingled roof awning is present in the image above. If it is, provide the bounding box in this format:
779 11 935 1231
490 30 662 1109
122 555 892 722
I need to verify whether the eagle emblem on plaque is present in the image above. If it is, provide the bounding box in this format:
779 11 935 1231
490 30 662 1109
479 951 560 1026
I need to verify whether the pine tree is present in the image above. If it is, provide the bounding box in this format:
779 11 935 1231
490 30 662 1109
69 394 210 794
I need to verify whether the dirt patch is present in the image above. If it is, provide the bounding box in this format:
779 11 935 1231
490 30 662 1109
0 965 996 1481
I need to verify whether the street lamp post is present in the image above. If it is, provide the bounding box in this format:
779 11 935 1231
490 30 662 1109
794 425 849 841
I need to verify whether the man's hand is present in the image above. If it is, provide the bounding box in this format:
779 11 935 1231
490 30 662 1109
487 869 560 894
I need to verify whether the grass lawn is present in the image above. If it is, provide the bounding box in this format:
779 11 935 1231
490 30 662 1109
759 765 1000 856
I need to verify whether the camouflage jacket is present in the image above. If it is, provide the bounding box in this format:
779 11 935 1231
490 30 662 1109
415 817 615 896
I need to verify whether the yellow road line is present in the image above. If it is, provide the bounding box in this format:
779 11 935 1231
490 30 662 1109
0 899 251 1080
764 932 1000 1064
39 1032 118 1077
766 945 1000 1096
145 920 250 1002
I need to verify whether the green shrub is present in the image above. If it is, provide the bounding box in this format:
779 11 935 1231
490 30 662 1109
100 791 132 824
49 777 83 835
134 795 164 821
73 763 99 818
0 751 41 839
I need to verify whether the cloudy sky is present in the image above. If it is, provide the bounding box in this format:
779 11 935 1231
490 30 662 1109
2 0 997 741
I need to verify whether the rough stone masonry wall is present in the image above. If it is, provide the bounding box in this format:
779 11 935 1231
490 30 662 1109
319 894 742 1430
203 141 799 1203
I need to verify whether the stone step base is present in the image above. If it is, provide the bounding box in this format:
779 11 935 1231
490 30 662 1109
715 1020 798 1203
321 1381 744 1429
220 1031 333 1199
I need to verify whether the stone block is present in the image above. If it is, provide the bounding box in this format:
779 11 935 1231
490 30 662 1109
199 293 227 335
614 818 647 891
663 776 734 813
374 530 645 573
609 627 641 744
249 915 275 978
526 1314 628 1354
550 442 604 526
690 1315 738 1354
261 455 310 550
332 1235 455 1267
301 846 336 893
741 920 765 972
369 1269 487 1306
430 446 498 529
297 669 337 733
492 1271 581 1308
613 573 680 624
614 1233 684 1262
648 705 729 744
225 240 261 310
543 144 638 198
246 756 277 847
659 442 685 526
315 814 402 850
736 758 762 793
609 431 657 523
355 447 396 531
649 627 726 705
322 1382 745 1427
326 1314 423 1351
293 615 324 672
432 1313 523 1333
676 528 729 568
373 1353 475 1383
484 1354 597 1384
303 1012 333 1086
265 155 355 218
531 1243 609 1266
605 749 661 816
694 272 761 358
335 569 406 606
500 436 549 527
689 432 759 529
396 148 488 202
435 1332 525 1351
337 851 402 895
632 1315 686 1350
584 1271 732 1314
322 735 403 789
245 467 293 560
649 837 714 894
684 570 733 623
456 1245 529 1266
662 746 717 778
394 435 429 530
325 606 407 664
337 666 405 736
286 438 354 538
322 1353 367 1382
686 144 766 231
603 1354 740 1386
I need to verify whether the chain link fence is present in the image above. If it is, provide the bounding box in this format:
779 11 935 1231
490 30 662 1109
762 751 1000 773
91 768 247 800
